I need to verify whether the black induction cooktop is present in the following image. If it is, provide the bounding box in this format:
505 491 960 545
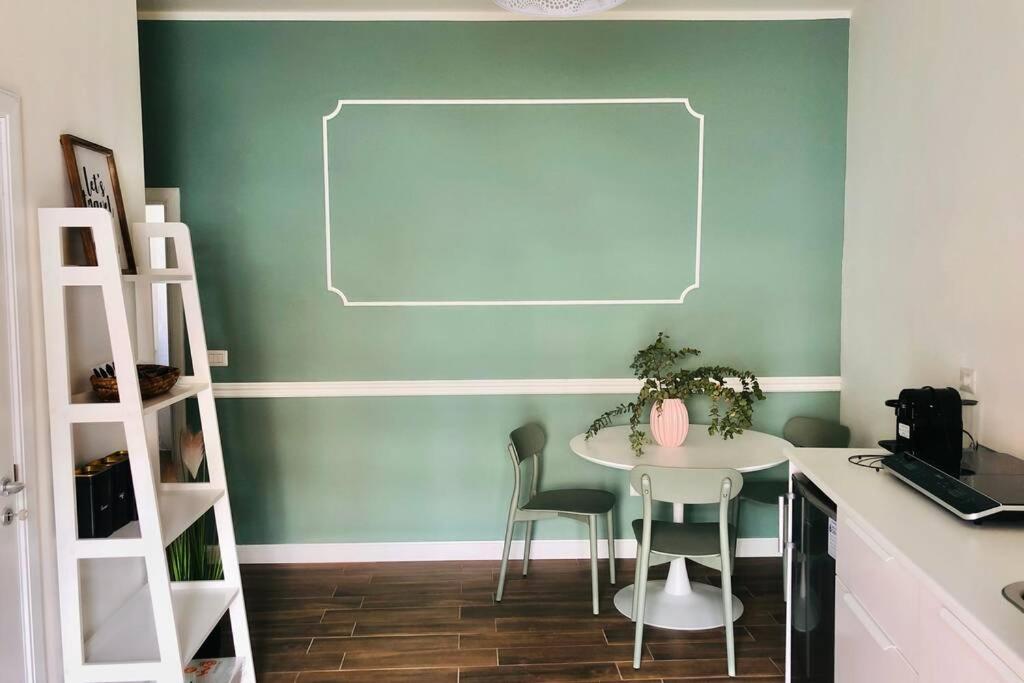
882 446 1024 521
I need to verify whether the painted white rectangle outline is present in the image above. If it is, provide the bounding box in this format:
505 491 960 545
322 97 704 307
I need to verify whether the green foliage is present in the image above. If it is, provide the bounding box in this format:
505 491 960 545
166 458 223 582
586 333 766 455
167 515 223 582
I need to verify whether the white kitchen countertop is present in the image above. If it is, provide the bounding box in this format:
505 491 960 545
788 447 1024 678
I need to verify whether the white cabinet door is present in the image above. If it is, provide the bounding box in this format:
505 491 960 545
835 578 916 683
836 512 920 666
918 590 1023 683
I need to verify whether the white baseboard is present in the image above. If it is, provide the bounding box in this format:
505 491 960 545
237 537 780 564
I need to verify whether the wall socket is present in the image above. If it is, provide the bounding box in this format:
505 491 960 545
959 367 976 395
208 350 229 367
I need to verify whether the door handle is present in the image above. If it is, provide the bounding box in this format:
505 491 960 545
0 477 25 496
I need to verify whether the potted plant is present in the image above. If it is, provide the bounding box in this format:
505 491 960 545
168 429 226 657
586 333 766 455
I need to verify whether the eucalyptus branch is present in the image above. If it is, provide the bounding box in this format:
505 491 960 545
585 333 766 455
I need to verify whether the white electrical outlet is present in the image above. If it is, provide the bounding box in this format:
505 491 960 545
959 367 976 395
208 350 229 367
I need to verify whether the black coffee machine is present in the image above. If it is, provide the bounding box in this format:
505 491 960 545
879 388 1024 521
880 386 972 476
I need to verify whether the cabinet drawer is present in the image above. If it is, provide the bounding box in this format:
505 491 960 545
919 591 1024 683
835 578 916 683
836 512 919 663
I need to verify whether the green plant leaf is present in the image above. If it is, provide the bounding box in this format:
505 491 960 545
586 333 766 455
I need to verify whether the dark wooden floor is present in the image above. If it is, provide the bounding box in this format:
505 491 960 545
242 557 786 682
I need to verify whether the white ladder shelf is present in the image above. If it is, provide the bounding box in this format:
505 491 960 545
39 208 255 683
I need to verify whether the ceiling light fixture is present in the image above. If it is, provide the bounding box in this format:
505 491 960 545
493 0 628 17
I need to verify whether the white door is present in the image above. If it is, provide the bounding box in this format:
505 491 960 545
0 88 38 682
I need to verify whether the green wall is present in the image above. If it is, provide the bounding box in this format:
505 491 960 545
139 20 849 545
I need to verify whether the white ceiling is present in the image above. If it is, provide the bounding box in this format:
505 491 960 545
137 0 854 20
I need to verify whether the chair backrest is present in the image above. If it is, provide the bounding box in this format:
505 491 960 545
632 466 743 563
509 422 546 462
629 466 744 506
783 416 851 448
507 423 546 506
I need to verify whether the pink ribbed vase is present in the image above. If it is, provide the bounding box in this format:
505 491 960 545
650 398 690 448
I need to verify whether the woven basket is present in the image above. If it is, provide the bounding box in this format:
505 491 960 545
90 364 180 402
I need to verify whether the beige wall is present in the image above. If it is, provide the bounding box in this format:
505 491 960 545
841 0 1024 451
0 1 145 677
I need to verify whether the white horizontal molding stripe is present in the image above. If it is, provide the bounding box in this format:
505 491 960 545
139 10 853 22
237 537 780 564
212 376 841 398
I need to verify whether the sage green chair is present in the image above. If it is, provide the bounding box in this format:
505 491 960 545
496 423 616 615
741 416 851 533
630 466 743 674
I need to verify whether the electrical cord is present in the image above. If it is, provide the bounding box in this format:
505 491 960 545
848 454 886 472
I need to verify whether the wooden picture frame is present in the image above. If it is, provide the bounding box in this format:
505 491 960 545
59 134 136 274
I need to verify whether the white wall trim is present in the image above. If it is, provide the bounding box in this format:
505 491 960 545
323 98 703 307
212 375 841 398
237 537 780 564
139 10 852 21
0 87 45 682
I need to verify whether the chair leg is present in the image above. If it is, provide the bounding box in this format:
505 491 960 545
721 564 736 677
606 509 616 585
633 543 651 669
522 520 533 577
588 515 599 615
496 511 517 602
631 543 642 622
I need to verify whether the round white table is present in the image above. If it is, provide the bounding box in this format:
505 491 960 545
570 424 788 631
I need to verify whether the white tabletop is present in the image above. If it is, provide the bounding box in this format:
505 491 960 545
569 424 789 473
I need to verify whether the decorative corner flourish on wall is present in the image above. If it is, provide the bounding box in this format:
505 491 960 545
322 98 705 307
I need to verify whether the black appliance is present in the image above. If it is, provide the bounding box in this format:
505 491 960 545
878 386 1024 521
789 473 837 682
884 386 964 475
883 447 1024 521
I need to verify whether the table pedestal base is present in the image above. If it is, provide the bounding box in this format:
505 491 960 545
613 581 744 630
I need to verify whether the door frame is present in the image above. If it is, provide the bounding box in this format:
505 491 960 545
0 87 45 681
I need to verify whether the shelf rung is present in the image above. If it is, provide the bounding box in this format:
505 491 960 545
58 266 104 286
173 581 240 664
160 487 225 545
123 271 194 284
77 661 163 682
83 581 239 668
65 402 123 423
72 487 225 556
67 378 210 422
75 535 145 559
142 379 209 414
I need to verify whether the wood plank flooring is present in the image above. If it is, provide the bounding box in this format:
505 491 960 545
241 557 786 682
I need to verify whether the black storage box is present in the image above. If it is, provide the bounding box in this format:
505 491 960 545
75 462 114 539
101 452 135 530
